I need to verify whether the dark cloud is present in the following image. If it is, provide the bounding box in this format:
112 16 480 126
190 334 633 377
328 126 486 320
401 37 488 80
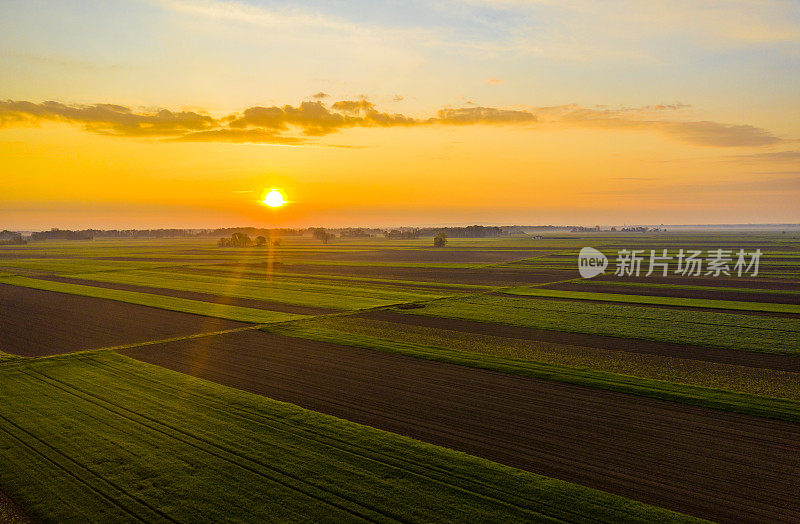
311 92 329 99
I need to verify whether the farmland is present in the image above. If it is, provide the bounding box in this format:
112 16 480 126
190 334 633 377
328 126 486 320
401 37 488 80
1 232 799 522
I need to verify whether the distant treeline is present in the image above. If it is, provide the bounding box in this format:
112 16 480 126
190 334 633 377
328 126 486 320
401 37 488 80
5 225 602 244
0 230 27 245
29 229 93 241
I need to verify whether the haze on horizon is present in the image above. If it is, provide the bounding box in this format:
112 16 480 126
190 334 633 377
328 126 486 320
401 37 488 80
1 0 799 230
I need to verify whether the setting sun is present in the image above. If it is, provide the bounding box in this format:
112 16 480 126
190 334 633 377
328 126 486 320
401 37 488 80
262 189 286 208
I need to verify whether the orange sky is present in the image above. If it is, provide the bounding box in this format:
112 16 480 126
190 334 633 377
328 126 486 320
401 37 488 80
1 1 798 229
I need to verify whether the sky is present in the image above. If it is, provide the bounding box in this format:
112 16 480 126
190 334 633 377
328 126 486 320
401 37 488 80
1 0 799 229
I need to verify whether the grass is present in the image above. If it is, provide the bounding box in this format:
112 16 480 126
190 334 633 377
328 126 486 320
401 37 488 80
503 287 800 314
407 295 800 354
0 276 304 324
0 353 698 523
264 318 800 423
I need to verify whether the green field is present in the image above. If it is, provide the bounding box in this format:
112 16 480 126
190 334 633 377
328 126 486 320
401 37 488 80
502 287 800 313
406 294 800 354
0 353 695 523
1 232 798 522
63 268 461 310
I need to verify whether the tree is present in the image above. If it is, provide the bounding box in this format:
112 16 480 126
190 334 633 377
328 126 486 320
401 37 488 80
217 237 230 247
311 228 333 244
433 232 447 248
230 233 253 247
255 235 267 246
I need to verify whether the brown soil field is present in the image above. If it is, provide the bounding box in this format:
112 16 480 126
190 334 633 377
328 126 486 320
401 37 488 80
121 330 800 523
31 275 338 316
359 310 800 372
305 248 547 263
0 283 245 356
543 281 800 304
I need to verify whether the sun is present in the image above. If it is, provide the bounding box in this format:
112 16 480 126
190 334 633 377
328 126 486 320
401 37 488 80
262 189 286 207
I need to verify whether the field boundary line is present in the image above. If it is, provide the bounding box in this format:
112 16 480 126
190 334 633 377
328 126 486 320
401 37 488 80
0 325 268 366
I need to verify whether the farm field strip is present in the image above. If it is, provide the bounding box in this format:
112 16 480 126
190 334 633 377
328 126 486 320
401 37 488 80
355 310 800 372
501 287 800 314
55 268 459 310
565 279 800 295
0 257 201 274
592 274 800 290
0 283 248 356
30 274 340 316
541 280 800 305
402 295 800 354
279 314 800 399
212 262 577 286
0 276 304 325
167 265 497 292
0 353 694 523
265 318 800 420
121 330 800 523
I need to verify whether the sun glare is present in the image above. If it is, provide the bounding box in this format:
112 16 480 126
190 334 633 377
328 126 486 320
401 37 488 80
262 189 286 207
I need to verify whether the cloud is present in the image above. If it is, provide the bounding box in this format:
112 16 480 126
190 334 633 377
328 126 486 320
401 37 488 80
436 106 536 124
169 128 304 144
0 100 216 136
0 98 791 148
393 95 405 101
330 99 375 114
652 103 692 111
657 121 782 147
731 150 800 162
487 78 503 85
311 92 330 99
157 0 355 33
227 101 347 135
534 104 785 147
